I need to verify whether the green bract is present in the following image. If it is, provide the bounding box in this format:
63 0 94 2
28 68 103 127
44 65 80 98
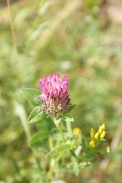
28 106 46 123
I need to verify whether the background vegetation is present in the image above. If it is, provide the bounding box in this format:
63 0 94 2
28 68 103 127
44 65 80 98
0 0 122 182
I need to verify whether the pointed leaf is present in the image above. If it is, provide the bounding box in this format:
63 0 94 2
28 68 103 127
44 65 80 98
64 104 76 114
21 88 41 105
46 144 71 157
65 113 74 122
28 106 45 123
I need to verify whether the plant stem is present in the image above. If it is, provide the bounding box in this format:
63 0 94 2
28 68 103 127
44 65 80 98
15 103 41 171
66 121 72 139
45 153 63 183
58 123 65 143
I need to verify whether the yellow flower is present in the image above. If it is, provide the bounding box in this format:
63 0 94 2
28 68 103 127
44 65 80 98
90 128 95 139
100 130 106 139
98 124 106 134
90 140 95 148
94 132 99 140
73 127 81 137
72 127 82 148
101 124 105 131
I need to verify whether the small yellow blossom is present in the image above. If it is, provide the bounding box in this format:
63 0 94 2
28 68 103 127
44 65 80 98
90 140 95 148
98 128 102 134
101 124 105 131
94 132 99 140
90 128 95 139
73 127 81 137
90 124 107 148
100 130 106 139
98 124 106 134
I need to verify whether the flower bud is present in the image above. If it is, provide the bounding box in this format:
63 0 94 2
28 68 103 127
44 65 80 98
100 130 106 139
90 140 95 148
94 132 99 140
90 128 95 139
101 124 105 131
98 126 103 134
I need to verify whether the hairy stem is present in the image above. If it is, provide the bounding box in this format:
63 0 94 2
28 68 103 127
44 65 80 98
58 123 65 143
66 121 72 139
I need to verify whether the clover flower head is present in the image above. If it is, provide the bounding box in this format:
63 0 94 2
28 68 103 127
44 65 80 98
38 72 70 116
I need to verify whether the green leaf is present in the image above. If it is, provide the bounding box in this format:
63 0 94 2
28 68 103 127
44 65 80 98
85 151 98 159
21 88 41 105
29 131 48 148
95 140 108 154
65 113 74 122
54 117 61 127
28 106 45 123
46 144 71 157
64 104 76 114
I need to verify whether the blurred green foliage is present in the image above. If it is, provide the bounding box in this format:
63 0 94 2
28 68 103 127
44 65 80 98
0 0 122 182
